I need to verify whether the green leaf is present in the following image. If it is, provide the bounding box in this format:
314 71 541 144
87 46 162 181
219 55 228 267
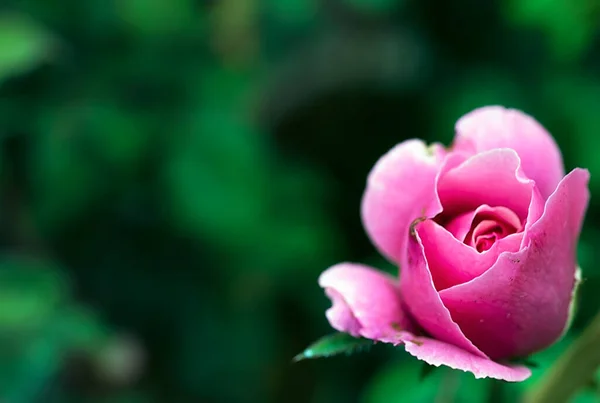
293 333 372 362
0 13 55 84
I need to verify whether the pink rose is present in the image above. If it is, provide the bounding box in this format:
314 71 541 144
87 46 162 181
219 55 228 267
319 106 590 381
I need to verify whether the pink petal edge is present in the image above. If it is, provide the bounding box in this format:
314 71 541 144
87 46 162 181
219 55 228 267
319 265 532 382
398 333 532 382
437 148 534 220
453 106 564 200
400 229 488 358
319 263 413 340
361 140 445 264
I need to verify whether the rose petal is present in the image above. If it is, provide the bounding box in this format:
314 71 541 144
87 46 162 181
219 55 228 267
322 288 362 337
523 179 546 234
437 149 533 220
361 140 445 264
319 263 413 340
375 331 530 381
445 210 476 242
453 106 564 199
445 205 521 244
440 168 590 360
402 333 531 382
418 219 522 291
400 230 487 357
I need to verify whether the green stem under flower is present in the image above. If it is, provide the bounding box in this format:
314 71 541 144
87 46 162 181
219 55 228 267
524 309 600 403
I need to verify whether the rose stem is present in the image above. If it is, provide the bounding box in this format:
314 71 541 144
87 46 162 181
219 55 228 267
524 309 600 403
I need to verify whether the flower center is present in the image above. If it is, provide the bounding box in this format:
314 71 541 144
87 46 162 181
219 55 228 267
443 205 523 253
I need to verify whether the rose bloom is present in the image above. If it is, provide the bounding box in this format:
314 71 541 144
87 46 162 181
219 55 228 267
319 106 589 381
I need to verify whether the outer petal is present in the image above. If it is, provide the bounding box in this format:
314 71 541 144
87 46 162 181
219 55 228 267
453 106 564 199
440 169 590 360
319 263 413 340
400 231 487 358
401 334 531 382
376 331 531 381
361 140 445 264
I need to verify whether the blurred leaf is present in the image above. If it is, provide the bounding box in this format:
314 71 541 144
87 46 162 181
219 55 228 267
345 0 404 13
363 358 486 403
510 336 600 403
541 74 600 196
294 333 372 362
572 391 600 403
31 101 150 232
165 68 268 241
0 256 109 402
176 296 278 403
0 256 69 332
265 0 318 26
0 13 55 84
52 305 109 352
114 0 196 36
5 332 62 403
504 0 598 62
165 124 268 247
210 0 259 63
506 336 573 396
86 391 154 403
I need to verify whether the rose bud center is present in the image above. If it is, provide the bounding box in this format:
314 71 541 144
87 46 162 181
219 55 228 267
444 206 523 253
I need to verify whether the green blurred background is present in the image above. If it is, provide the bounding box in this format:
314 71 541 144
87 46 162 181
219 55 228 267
0 0 599 402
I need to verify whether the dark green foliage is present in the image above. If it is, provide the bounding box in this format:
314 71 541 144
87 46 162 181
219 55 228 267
0 1 598 403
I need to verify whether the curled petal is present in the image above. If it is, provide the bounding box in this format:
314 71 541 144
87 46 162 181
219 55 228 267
400 231 487 357
453 106 564 199
319 263 413 340
361 140 445 264
437 149 533 220
440 169 590 360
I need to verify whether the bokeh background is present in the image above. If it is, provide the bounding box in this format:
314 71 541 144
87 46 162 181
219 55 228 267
0 0 599 402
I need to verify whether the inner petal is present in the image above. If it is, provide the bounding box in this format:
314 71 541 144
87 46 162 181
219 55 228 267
471 220 502 240
437 149 533 221
416 219 523 291
465 206 522 252
474 233 497 253
445 210 476 242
